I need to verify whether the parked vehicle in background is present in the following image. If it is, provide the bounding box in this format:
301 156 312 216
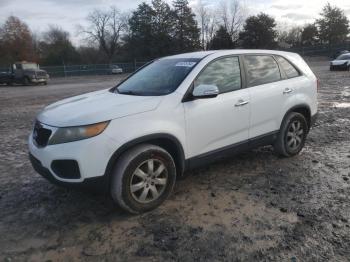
330 53 350 71
0 62 49 85
110 65 123 74
29 50 318 214
332 50 349 59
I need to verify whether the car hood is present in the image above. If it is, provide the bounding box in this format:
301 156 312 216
331 60 349 65
37 89 163 127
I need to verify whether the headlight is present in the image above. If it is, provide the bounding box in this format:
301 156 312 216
48 121 109 145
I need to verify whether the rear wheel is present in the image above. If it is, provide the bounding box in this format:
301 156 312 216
110 144 176 214
274 112 308 157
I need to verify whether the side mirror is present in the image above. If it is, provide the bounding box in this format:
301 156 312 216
192 84 219 99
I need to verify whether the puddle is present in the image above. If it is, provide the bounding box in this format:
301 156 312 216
333 102 350 108
342 86 350 97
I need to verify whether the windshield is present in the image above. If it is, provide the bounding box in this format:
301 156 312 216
336 54 350 60
22 63 38 70
115 58 200 96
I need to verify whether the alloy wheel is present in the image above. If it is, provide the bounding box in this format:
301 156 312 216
129 159 168 203
286 120 304 151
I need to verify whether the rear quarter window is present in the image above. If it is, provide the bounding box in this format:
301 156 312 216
275 56 300 78
244 55 281 87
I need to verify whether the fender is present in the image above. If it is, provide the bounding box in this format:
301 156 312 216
281 104 312 130
104 133 186 181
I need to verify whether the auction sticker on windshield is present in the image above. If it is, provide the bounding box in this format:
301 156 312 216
175 62 197 67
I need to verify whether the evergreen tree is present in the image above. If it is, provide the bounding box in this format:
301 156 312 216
128 3 156 59
127 0 175 60
151 0 175 56
238 13 277 49
173 0 200 52
316 3 349 46
208 26 234 50
301 24 319 47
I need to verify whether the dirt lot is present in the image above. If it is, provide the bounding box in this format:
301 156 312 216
0 61 349 261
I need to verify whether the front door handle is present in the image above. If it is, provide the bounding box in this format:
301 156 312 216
235 99 249 107
283 88 293 94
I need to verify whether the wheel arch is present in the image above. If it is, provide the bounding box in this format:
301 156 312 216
282 104 311 131
105 133 186 180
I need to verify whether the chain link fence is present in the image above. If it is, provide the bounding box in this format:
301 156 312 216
41 61 148 78
280 43 350 57
1 43 349 78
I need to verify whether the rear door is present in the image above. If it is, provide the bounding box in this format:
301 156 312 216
184 56 250 158
14 63 24 80
244 55 294 139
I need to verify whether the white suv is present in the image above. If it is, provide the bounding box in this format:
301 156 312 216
29 50 318 213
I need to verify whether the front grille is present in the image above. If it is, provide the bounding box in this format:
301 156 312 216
36 71 47 78
33 122 52 147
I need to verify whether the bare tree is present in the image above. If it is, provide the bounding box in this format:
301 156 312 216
196 1 218 50
43 25 70 44
277 24 303 48
219 0 246 43
80 7 127 62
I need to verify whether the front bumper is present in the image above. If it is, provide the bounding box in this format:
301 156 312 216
29 153 109 191
28 131 120 184
330 64 348 70
31 78 48 83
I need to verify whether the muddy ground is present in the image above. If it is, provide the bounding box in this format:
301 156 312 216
0 60 349 261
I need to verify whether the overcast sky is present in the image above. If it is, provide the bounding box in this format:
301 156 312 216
0 0 349 45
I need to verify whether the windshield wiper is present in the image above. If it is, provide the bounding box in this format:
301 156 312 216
117 89 141 96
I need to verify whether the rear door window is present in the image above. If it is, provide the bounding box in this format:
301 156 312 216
275 56 300 78
244 55 281 87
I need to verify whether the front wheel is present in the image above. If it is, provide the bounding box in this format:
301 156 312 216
111 144 176 214
274 112 308 157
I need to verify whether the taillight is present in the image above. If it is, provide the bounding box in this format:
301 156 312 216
316 79 320 92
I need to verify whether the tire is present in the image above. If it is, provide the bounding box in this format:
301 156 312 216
111 144 176 214
274 112 308 157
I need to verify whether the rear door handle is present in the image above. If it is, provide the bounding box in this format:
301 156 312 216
283 88 293 94
235 99 249 107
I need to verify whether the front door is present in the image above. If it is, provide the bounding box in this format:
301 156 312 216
183 56 250 158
